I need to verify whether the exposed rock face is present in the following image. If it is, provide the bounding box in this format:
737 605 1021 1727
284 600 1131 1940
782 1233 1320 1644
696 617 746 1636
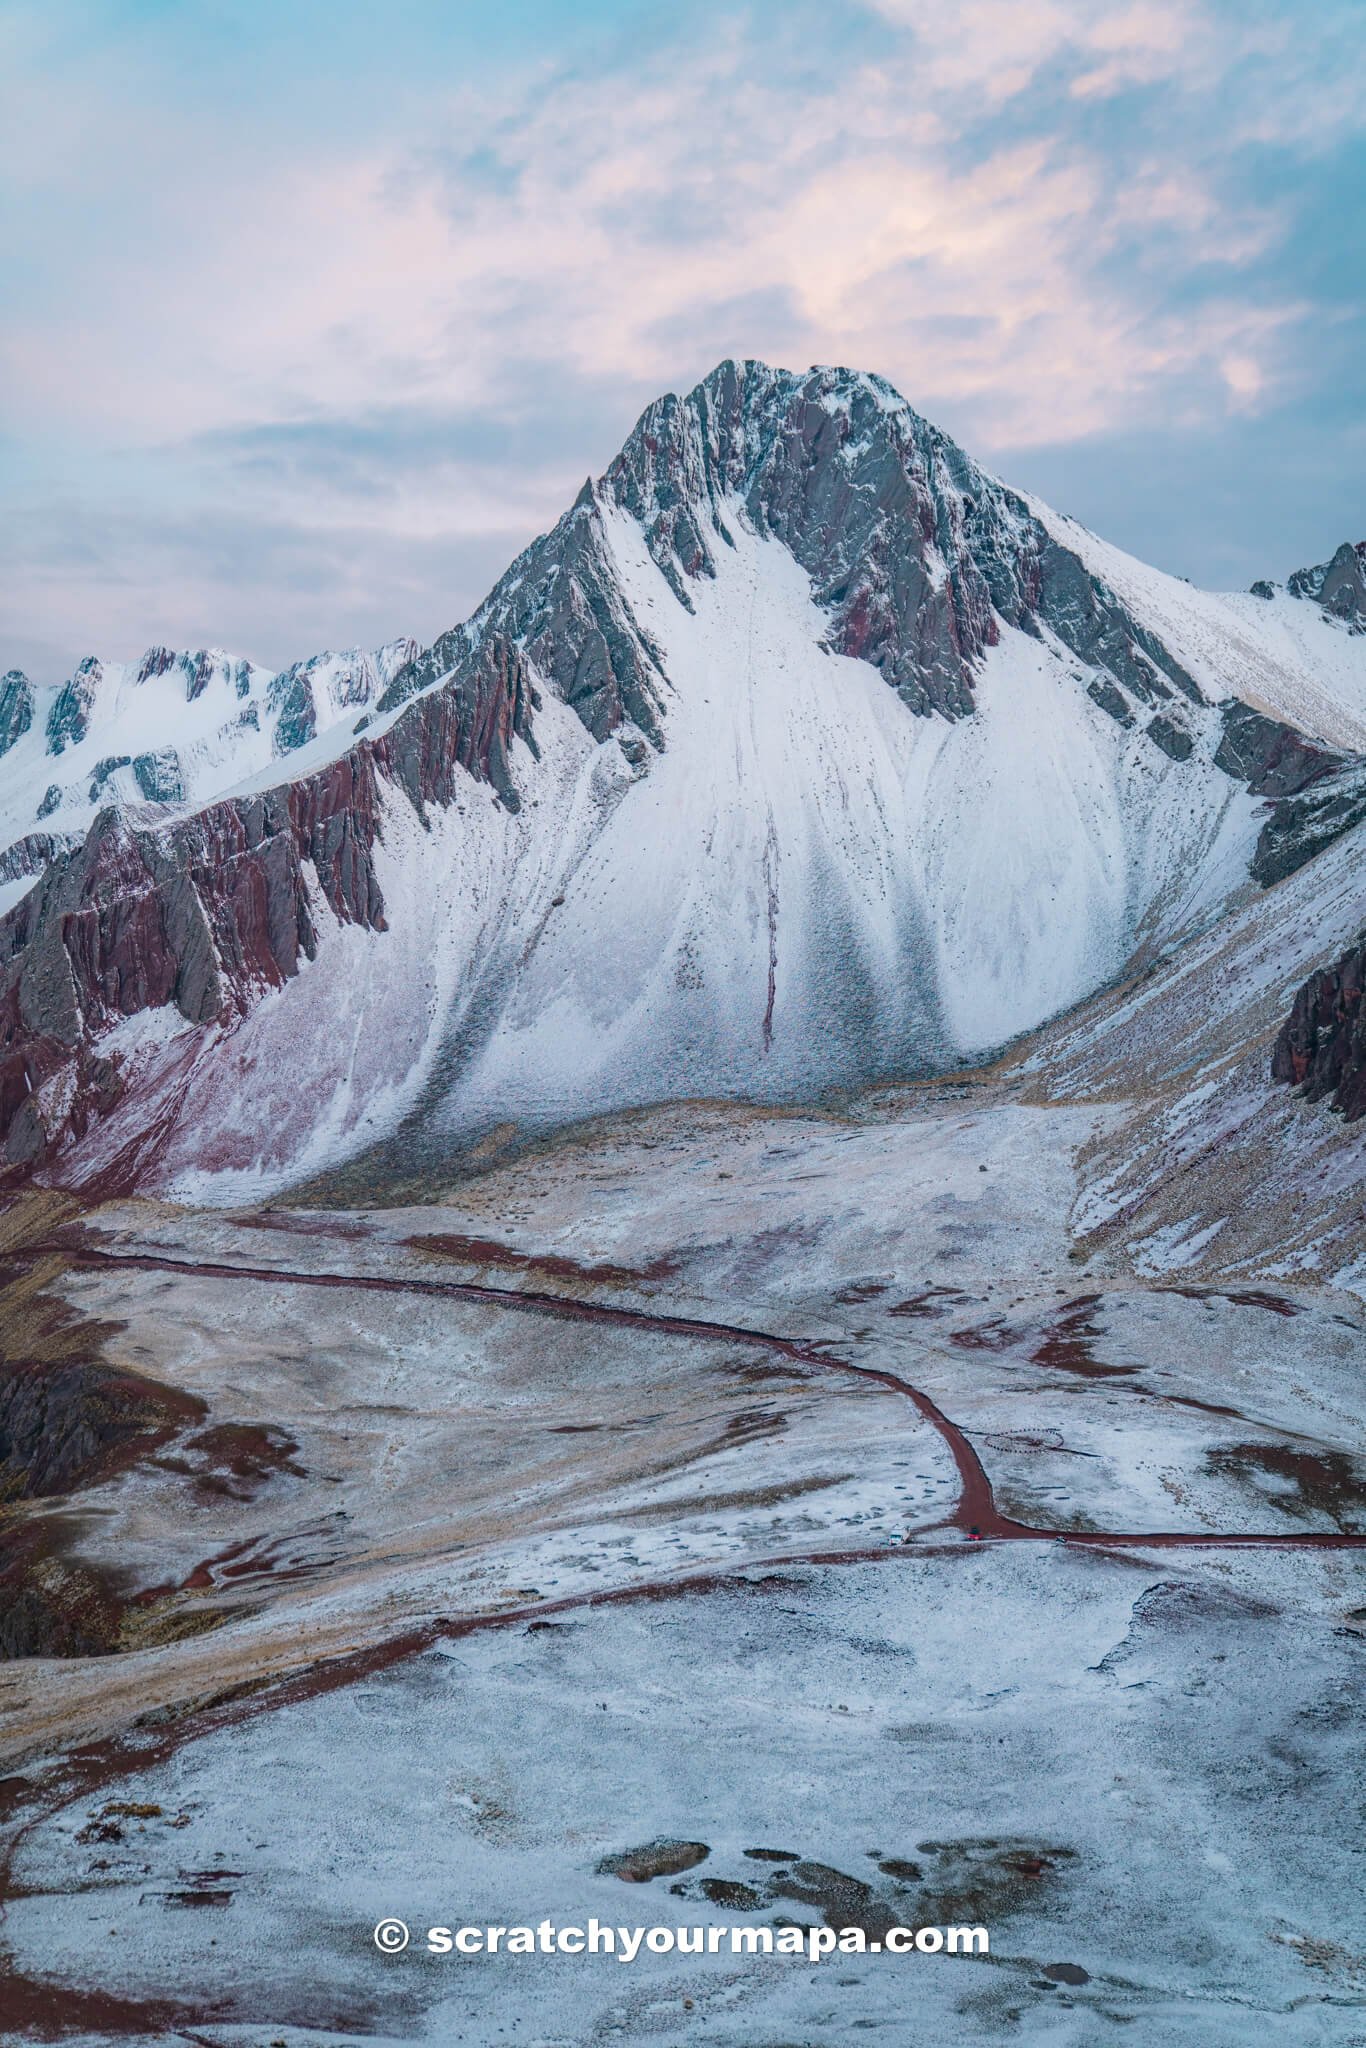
399 481 671 744
600 360 1203 730
1272 933 1366 1120
267 664 318 755
136 645 257 700
1208 701 1366 885
1288 541 1366 629
1214 702 1339 800
132 749 185 804
0 672 33 759
0 1356 203 1501
1250 758 1366 886
1146 715 1194 762
88 755 132 804
0 634 535 1170
0 832 80 891
1024 535 1203 740
605 361 996 719
1086 677 1135 727
267 646 419 757
46 656 104 754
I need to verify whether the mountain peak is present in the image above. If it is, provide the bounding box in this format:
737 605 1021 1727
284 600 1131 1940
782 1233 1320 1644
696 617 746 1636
597 356 1006 718
682 356 913 420
0 364 1364 1196
1288 540 1366 630
445 357 1217 758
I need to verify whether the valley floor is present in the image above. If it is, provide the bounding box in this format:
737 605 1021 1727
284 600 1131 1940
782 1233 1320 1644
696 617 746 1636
1 1072 1364 2046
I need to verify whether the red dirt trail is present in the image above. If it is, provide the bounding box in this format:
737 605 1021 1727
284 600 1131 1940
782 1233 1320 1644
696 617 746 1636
27 1238 1366 1555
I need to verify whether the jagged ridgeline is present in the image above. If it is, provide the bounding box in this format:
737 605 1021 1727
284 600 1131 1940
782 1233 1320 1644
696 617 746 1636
1 359 1364 1196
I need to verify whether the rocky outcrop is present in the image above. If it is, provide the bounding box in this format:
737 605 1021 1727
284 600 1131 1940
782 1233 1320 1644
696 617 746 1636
267 663 318 754
606 361 995 719
1272 934 1366 1121
1214 701 1339 799
0 634 536 1171
0 1518 127 1658
1146 715 1194 762
1250 758 1366 886
0 1356 203 1501
0 832 81 890
136 645 258 700
88 755 132 803
132 749 185 804
46 656 103 754
0 671 33 758
405 482 671 744
1086 677 1135 727
1207 701 1366 885
1288 542 1366 629
1028 532 1202 731
372 630 537 816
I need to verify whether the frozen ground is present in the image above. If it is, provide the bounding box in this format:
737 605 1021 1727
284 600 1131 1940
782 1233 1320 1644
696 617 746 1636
7 1550 1366 2047
1 1061 1363 2044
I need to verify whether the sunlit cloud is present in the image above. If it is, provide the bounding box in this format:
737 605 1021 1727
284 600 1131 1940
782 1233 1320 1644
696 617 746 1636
0 0 1361 678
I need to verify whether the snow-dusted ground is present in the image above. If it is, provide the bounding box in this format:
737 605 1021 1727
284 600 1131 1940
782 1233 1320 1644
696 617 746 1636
2 1056 1363 2043
9 1550 1365 2046
1014 813 1366 1295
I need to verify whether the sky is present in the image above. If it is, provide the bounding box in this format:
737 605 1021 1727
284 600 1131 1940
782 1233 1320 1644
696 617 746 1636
2 0 1363 684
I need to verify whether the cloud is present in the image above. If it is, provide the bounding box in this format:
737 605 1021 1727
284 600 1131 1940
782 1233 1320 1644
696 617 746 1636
863 0 1214 104
0 0 1361 676
1 21 1297 446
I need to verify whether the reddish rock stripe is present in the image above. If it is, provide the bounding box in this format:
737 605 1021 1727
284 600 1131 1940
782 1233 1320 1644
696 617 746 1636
0 636 535 1175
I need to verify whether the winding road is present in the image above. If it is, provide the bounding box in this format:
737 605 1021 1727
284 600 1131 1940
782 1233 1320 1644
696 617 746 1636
37 1236 1366 1554
2 1227 1365 2040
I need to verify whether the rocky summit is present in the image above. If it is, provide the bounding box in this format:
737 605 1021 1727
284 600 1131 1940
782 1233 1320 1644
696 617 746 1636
0 359 1364 1204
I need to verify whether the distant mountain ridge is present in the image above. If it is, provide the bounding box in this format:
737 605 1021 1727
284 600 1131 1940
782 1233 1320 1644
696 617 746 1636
0 638 418 910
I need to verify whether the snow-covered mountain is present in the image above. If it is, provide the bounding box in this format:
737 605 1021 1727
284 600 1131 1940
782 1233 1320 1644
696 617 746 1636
0 639 419 916
1 359 1363 1200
